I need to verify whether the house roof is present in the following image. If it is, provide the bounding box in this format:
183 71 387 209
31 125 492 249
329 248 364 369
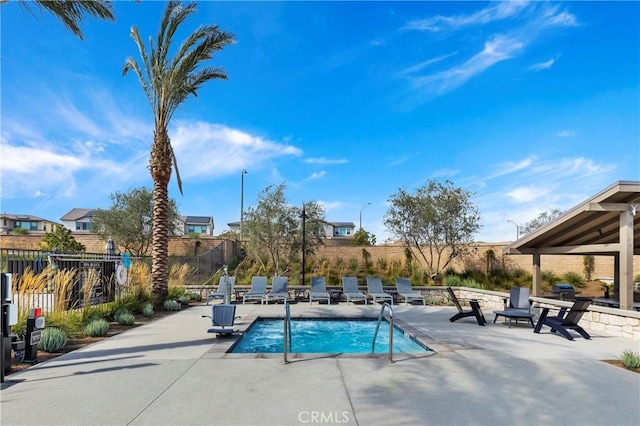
1 213 50 222
184 216 212 224
327 222 355 228
60 208 94 221
504 181 640 256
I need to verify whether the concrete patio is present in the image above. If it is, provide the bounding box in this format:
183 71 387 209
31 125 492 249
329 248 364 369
1 302 639 425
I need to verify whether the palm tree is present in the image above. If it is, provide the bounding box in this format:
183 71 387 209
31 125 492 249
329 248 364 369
1 0 115 40
123 1 235 303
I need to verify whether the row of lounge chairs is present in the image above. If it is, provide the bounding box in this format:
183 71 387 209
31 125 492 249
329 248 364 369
206 276 426 306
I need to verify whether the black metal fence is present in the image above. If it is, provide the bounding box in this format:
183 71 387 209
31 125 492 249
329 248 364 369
0 249 125 312
0 244 228 312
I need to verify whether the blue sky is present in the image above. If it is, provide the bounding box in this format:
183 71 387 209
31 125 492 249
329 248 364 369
1 1 639 243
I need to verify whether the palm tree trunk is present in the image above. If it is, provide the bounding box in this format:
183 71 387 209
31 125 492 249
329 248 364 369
150 129 173 304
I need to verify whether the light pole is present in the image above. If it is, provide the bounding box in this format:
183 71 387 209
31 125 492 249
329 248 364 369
359 202 371 230
300 204 308 286
240 169 247 241
506 220 520 241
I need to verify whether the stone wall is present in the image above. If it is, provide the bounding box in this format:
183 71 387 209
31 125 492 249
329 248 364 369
2 234 638 279
0 234 239 263
450 287 640 341
314 242 640 279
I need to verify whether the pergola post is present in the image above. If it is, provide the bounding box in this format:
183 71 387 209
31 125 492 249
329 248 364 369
619 209 634 310
532 252 541 297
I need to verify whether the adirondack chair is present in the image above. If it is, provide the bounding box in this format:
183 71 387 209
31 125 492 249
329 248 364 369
534 297 593 340
446 287 486 326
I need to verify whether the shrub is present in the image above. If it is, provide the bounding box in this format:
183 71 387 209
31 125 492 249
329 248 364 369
542 270 561 285
115 309 136 325
619 350 640 370
178 295 191 305
85 319 110 337
562 271 584 287
44 310 83 337
38 327 68 352
142 303 154 317
168 285 187 300
163 299 181 311
188 292 202 302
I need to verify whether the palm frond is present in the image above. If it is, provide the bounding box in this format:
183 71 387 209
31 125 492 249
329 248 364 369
26 0 115 40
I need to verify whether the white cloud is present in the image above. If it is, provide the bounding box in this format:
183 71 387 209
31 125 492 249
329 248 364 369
506 185 551 203
488 156 536 179
556 130 575 137
529 58 555 71
404 1 530 32
170 121 303 179
403 2 577 98
410 35 524 94
398 52 458 77
317 200 345 212
305 171 327 181
305 157 348 165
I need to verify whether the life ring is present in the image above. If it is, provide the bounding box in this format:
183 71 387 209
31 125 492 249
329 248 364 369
116 264 128 285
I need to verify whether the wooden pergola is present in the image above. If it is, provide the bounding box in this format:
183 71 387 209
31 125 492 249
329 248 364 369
504 181 640 310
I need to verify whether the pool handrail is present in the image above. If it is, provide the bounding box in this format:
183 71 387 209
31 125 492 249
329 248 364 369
283 301 292 363
372 302 394 363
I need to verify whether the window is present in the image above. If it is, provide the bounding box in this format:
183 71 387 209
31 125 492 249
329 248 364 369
333 227 352 236
188 225 208 234
76 222 92 231
16 221 38 230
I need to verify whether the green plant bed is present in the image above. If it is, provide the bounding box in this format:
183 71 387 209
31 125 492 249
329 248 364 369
85 319 110 337
38 327 68 352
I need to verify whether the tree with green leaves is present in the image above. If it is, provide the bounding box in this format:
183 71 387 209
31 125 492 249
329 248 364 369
2 0 115 40
123 1 235 302
40 227 86 253
520 209 563 235
351 228 376 246
243 184 325 276
383 179 481 279
91 187 179 256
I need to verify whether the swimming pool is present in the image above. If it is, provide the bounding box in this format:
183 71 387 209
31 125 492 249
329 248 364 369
230 318 433 354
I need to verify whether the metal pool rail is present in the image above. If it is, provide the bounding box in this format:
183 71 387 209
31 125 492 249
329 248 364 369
372 302 394 363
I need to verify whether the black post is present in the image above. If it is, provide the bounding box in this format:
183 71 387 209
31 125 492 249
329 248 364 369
301 204 307 287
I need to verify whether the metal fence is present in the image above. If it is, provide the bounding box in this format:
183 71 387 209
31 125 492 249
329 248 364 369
0 244 228 312
0 249 127 313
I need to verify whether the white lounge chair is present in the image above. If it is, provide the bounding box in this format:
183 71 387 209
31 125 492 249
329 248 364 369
365 276 393 305
310 276 330 305
342 276 367 305
265 276 289 304
203 304 237 336
205 276 236 305
395 278 425 306
243 276 268 304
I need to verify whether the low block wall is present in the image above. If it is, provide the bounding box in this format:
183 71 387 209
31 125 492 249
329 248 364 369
453 287 640 342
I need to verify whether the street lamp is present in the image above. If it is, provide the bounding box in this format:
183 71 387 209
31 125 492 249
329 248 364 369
240 169 247 241
506 220 520 241
359 202 371 230
300 204 308 286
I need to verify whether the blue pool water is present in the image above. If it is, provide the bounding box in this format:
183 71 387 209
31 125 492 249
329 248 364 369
231 318 432 354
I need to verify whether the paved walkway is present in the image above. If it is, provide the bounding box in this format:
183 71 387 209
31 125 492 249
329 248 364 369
1 303 639 425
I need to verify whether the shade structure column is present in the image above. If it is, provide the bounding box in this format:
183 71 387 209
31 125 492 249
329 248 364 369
532 252 541 297
619 209 634 310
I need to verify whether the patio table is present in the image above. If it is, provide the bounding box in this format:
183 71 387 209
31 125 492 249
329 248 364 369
493 310 535 328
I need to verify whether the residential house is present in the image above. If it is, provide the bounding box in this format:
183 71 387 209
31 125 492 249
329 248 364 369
228 220 355 240
323 221 356 239
175 215 214 236
0 213 61 234
60 208 95 232
61 209 214 236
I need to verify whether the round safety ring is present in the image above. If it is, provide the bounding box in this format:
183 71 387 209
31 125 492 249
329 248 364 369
116 264 128 285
